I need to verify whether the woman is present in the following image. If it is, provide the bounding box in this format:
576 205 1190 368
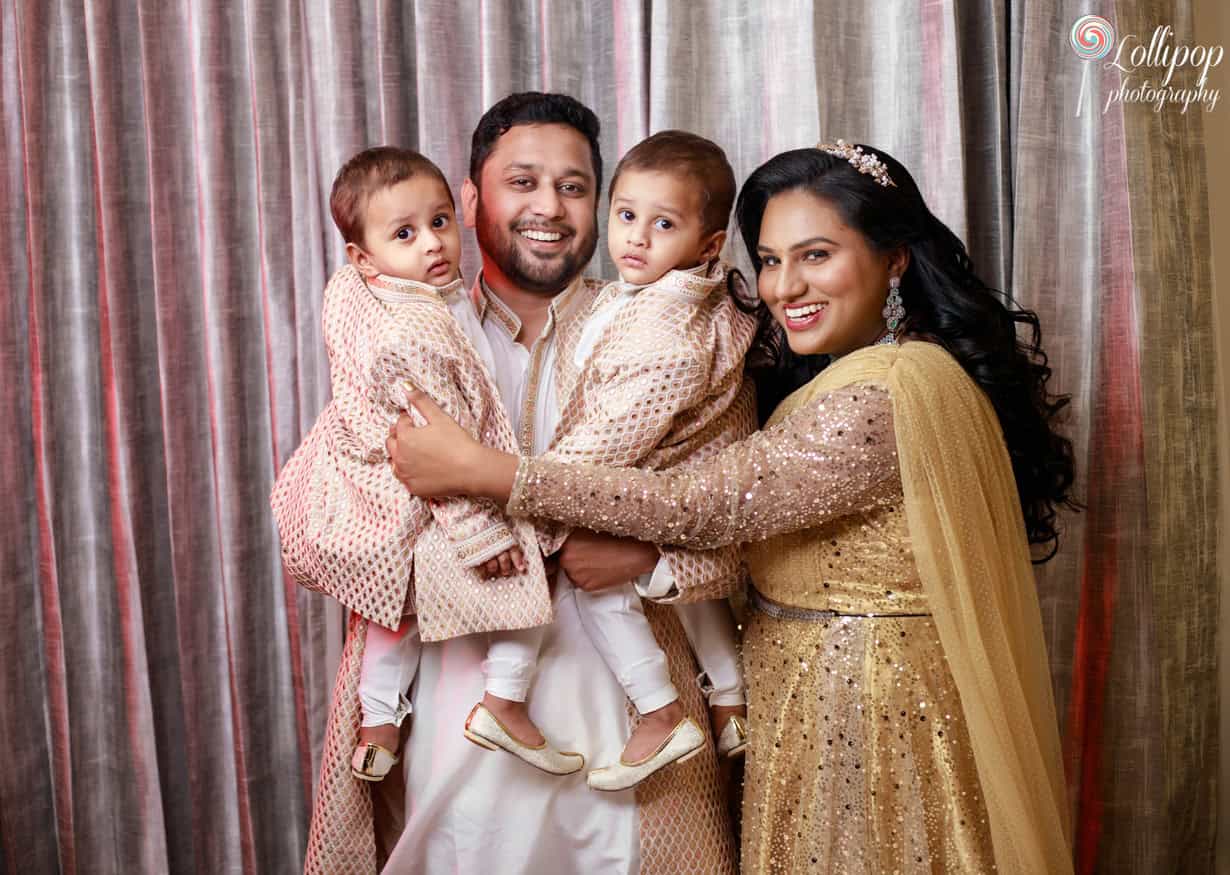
388 142 1075 874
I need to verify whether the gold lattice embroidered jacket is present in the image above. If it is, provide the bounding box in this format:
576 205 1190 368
299 272 741 875
270 265 551 640
547 262 759 602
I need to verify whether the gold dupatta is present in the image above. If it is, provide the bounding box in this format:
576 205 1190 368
778 341 1072 874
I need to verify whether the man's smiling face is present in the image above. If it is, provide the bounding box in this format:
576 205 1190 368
464 123 599 296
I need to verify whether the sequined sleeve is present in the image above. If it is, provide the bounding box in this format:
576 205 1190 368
510 383 898 549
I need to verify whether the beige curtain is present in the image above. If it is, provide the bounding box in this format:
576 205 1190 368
0 1 1216 872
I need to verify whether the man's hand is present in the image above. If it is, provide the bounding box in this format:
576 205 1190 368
558 529 659 592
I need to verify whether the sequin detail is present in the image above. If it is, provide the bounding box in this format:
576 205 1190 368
509 380 1000 871
741 611 995 873
510 384 900 552
545 262 758 600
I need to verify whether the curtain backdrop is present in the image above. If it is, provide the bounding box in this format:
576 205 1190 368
0 1 1217 872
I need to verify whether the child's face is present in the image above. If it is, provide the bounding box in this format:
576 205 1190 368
607 169 724 285
348 175 461 285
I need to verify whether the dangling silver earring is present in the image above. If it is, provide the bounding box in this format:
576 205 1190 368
878 276 904 345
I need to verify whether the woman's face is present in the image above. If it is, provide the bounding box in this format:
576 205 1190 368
755 188 905 358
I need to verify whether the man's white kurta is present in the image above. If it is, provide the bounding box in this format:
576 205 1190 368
384 275 642 873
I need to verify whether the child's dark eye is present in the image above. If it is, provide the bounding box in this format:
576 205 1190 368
617 209 635 223
432 214 449 229
395 227 413 241
653 218 673 231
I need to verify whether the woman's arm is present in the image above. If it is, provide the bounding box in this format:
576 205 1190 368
388 383 899 550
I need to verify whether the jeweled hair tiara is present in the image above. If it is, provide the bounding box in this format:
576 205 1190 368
815 139 896 188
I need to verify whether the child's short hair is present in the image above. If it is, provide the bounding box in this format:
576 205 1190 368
330 146 452 245
608 131 736 237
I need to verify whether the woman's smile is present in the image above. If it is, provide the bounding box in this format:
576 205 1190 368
782 300 828 330
756 189 899 357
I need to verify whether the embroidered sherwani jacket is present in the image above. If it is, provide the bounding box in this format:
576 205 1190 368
270 265 551 640
548 262 758 602
299 272 740 875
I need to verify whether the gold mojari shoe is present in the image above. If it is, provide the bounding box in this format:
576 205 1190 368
350 743 399 782
715 715 748 759
587 717 706 792
463 703 585 776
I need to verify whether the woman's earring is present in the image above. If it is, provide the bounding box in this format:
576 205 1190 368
879 276 905 345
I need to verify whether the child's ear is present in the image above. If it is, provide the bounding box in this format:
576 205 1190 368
346 241 379 278
461 178 478 229
699 229 726 263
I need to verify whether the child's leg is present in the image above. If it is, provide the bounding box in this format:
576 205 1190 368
573 585 694 768
672 599 745 708
480 627 548 744
673 599 748 757
358 616 421 741
353 616 420 780
573 584 679 716
483 626 546 703
465 627 585 776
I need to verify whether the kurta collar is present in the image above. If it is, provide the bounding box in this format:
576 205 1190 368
473 270 591 344
366 273 465 305
600 260 724 308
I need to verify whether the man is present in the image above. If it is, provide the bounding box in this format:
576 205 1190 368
300 93 738 875
391 93 738 873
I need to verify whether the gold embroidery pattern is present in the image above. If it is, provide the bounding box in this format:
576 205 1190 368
303 614 375 875
452 523 518 566
548 264 758 600
271 265 552 640
634 604 738 874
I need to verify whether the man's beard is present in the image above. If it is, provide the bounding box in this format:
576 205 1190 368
475 201 598 295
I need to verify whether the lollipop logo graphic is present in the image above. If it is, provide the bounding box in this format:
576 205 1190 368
1069 14 1224 116
1071 14 1116 117
1071 15 1115 61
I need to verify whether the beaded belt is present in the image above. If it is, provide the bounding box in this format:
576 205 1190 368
748 587 931 622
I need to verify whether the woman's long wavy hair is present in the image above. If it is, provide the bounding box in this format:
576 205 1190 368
734 147 1078 561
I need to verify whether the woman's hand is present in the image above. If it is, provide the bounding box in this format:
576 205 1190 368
386 390 520 502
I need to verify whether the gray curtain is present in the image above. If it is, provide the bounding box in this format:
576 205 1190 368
0 1 1216 873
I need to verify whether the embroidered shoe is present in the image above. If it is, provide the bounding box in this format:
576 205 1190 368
350 742 400 782
463 703 585 776
586 717 706 792
715 715 749 759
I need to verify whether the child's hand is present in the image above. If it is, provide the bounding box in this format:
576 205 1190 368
478 546 527 580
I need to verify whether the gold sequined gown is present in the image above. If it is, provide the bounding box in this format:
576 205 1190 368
509 342 1072 875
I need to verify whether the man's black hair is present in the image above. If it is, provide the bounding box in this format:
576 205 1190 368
469 92 602 186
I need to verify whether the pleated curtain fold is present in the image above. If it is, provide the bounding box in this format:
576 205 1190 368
0 1 1216 872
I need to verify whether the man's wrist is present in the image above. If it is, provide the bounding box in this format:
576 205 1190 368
622 539 660 578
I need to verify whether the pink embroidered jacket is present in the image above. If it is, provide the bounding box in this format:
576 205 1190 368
269 265 551 640
547 262 759 601
301 271 741 875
